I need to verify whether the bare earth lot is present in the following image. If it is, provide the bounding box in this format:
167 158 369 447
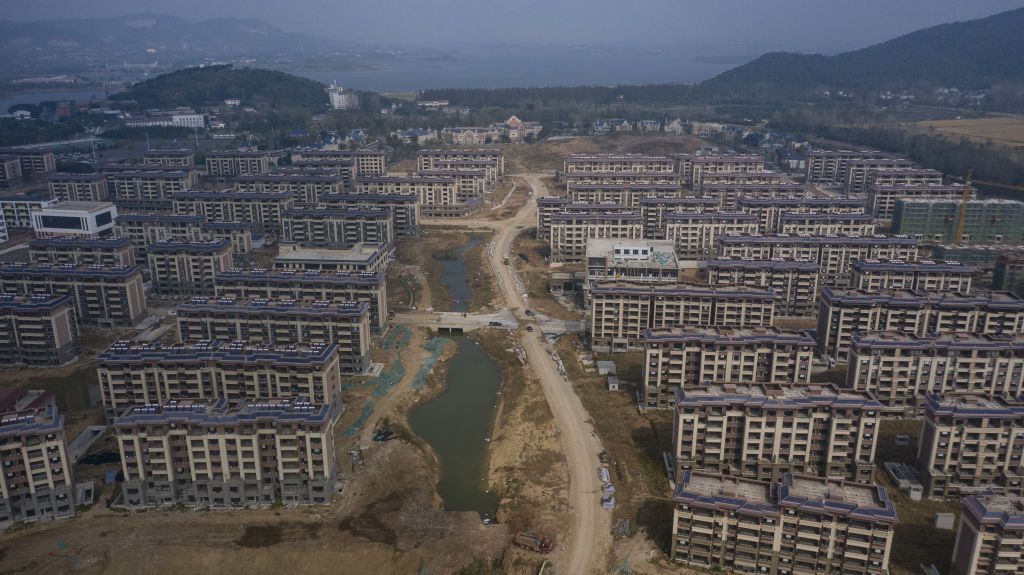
913 115 1024 147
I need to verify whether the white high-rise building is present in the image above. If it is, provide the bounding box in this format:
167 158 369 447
327 82 359 110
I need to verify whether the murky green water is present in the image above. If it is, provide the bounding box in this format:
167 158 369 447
409 336 501 517
437 236 483 313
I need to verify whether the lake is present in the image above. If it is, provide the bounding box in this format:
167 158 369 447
282 46 731 92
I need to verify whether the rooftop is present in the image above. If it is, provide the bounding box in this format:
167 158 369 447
43 200 115 213
274 242 388 264
114 398 330 427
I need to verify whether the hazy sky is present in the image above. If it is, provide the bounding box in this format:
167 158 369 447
4 0 1023 54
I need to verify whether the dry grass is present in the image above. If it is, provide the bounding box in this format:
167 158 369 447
393 230 496 312
511 234 581 321
913 116 1024 148
555 335 674 568
473 329 570 573
875 420 960 575
500 133 706 173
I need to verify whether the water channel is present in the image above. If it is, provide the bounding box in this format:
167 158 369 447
409 234 501 519
437 236 483 312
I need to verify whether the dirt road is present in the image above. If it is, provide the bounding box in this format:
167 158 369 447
486 173 611 573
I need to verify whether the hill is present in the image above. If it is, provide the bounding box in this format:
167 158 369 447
703 7 1024 94
0 14 343 75
111 65 328 113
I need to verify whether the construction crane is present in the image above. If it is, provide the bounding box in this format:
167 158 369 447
955 169 973 244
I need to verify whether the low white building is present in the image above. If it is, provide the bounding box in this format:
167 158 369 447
172 114 205 129
31 201 117 238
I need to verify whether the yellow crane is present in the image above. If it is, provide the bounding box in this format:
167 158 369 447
955 169 973 244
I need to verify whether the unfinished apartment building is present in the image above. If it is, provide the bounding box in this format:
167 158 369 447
0 154 21 189
550 210 643 262
706 258 820 317
735 196 867 233
214 268 388 333
419 159 499 185
147 239 234 297
0 263 146 327
319 192 420 238
851 259 975 294
28 236 136 267
0 294 80 366
868 183 973 220
698 171 787 187
917 394 1024 499
416 149 503 181
950 494 1024 575
538 198 593 239
639 196 720 237
175 298 371 374
673 384 882 483
2 149 55 176
805 149 889 185
141 149 194 167
0 194 57 230
48 173 109 202
204 150 278 177
171 190 295 234
642 327 815 409
105 169 199 211
115 213 205 262
671 470 897 575
677 154 765 186
200 222 255 257
96 340 343 420
700 184 808 209
292 148 387 177
272 242 391 274
233 172 345 205
564 171 682 190
841 158 915 195
0 403 76 524
117 214 255 261
817 287 1024 362
589 282 776 351
116 398 336 507
568 183 686 208
563 153 675 174
356 175 463 217
716 234 920 287
847 332 1024 407
416 168 488 201
584 239 681 288
663 212 760 258
281 207 392 248
776 213 876 236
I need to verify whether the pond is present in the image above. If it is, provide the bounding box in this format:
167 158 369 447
408 336 501 519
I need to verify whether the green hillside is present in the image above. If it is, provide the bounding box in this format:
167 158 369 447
111 65 328 112
703 7 1024 94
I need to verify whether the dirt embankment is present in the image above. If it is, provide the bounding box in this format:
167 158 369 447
0 328 515 575
553 335 683 574
393 230 497 313
474 329 572 573
501 133 706 173
512 234 582 321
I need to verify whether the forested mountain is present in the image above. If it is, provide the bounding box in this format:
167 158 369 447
703 7 1024 94
110 65 328 112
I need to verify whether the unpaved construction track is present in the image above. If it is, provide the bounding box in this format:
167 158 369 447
485 173 611 574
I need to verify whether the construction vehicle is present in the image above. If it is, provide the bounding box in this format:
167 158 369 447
514 531 554 554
